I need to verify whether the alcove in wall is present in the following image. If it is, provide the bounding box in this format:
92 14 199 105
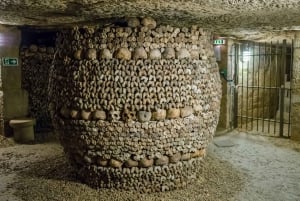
19 27 57 139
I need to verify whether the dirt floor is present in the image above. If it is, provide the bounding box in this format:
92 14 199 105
0 131 299 201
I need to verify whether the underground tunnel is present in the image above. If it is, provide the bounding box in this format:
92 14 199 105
0 0 300 200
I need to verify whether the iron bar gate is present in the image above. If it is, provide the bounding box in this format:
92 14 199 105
230 40 293 137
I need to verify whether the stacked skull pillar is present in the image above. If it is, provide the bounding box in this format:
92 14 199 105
49 17 221 192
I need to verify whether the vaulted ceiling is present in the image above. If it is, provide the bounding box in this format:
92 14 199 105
0 0 300 40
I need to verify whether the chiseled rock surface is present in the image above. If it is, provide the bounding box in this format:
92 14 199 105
0 0 300 39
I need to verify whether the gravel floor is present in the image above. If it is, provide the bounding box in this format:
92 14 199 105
212 131 300 201
0 135 15 148
1 130 299 201
0 134 244 201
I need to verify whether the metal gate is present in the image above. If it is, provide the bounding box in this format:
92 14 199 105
230 40 293 137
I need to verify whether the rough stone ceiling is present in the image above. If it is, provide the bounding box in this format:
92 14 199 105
1 0 300 40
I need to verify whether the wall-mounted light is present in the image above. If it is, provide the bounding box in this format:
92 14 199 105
242 50 251 62
0 32 16 46
0 33 5 46
241 44 251 63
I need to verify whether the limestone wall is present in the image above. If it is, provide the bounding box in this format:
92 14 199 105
215 41 231 131
0 72 2 135
0 26 28 136
49 17 221 192
291 33 300 141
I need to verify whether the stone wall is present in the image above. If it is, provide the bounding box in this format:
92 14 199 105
0 65 3 135
291 33 300 141
49 17 221 192
215 40 231 131
21 45 55 131
0 25 29 136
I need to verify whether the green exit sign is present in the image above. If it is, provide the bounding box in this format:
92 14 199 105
2 57 18 66
213 39 226 45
